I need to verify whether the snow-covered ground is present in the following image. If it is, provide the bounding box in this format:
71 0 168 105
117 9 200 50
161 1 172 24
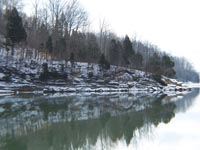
0 47 193 94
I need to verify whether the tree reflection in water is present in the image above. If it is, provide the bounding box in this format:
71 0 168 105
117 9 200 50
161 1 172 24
0 89 199 150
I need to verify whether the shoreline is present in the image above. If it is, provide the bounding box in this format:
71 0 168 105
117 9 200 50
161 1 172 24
0 79 192 96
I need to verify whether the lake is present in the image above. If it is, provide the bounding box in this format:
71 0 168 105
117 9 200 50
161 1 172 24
0 89 199 150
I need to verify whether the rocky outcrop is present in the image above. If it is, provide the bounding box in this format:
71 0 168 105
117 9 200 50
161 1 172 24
0 48 191 94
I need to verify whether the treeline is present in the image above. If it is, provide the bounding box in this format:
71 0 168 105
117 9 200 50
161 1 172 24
174 57 199 82
132 40 199 82
0 0 199 82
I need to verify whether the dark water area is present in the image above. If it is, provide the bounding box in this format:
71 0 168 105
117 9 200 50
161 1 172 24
0 89 199 150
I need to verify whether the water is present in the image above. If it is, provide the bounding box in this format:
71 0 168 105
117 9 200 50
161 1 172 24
0 89 199 150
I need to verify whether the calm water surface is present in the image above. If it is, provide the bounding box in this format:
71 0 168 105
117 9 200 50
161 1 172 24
0 89 199 150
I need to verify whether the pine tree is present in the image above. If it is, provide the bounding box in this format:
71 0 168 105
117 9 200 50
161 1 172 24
98 54 110 70
70 52 75 67
108 39 120 66
148 53 162 75
133 52 143 69
46 36 53 53
123 35 135 66
147 53 175 78
5 7 27 54
123 35 134 55
161 55 175 77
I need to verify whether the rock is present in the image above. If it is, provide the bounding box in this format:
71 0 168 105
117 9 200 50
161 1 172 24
109 81 119 86
121 72 133 81
0 73 5 80
0 107 5 113
0 73 11 81
96 80 105 84
0 49 191 93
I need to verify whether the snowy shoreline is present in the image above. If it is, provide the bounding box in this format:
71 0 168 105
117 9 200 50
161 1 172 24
0 78 192 96
0 48 193 95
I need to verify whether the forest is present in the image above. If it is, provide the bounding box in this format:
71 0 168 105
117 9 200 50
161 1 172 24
0 0 199 82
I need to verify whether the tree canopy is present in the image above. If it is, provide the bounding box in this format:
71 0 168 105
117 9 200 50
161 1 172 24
5 7 26 47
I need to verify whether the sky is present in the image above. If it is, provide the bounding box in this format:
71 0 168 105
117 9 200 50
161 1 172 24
24 0 200 72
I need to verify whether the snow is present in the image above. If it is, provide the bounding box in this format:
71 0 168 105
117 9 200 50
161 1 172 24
0 107 5 113
0 47 196 145
0 90 14 94
0 73 5 79
121 72 133 81
0 47 193 94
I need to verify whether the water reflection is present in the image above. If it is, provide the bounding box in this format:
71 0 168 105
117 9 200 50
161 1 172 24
0 89 199 150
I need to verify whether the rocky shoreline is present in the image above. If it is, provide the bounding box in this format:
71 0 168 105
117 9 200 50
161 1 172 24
0 49 192 95
0 64 191 95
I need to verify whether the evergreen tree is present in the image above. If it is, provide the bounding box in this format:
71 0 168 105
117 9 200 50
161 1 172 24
123 35 134 55
162 55 174 68
123 35 135 66
133 52 143 69
37 23 49 50
98 54 110 70
46 36 53 53
148 53 162 75
85 33 100 62
108 39 121 66
39 63 49 81
5 7 26 54
161 55 175 77
70 52 75 67
147 53 176 78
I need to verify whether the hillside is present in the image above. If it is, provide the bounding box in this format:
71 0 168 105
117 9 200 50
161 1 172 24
0 48 191 95
0 1 199 87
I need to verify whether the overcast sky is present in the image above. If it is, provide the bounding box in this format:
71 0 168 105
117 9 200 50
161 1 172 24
24 0 200 71
79 0 200 71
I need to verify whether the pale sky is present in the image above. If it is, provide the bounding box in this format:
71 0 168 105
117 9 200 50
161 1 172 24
79 0 200 72
24 0 200 72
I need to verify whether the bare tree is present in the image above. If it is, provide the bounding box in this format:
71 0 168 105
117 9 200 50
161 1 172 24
98 18 110 55
0 0 3 14
0 0 4 36
1 0 24 10
65 0 88 35
32 0 40 30
47 0 67 27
